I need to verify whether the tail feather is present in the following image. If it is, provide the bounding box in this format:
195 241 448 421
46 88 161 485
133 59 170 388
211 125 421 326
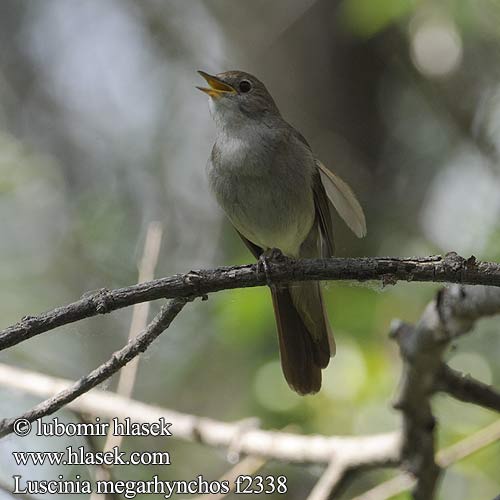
271 283 332 395
289 281 334 367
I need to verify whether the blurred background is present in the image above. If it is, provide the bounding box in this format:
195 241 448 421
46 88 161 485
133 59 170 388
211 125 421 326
0 0 499 498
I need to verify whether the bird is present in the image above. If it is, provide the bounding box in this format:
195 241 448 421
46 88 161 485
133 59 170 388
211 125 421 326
197 70 366 395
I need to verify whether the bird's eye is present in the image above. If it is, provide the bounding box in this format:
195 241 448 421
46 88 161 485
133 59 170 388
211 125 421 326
239 80 252 93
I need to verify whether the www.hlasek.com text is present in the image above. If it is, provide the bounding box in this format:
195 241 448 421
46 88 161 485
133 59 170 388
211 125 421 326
13 445 170 467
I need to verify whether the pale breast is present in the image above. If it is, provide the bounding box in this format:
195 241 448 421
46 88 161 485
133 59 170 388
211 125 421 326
208 128 316 257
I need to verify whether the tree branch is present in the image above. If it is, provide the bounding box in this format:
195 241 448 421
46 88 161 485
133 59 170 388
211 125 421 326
0 297 188 437
1 253 499 351
435 364 500 412
0 363 401 465
391 283 500 499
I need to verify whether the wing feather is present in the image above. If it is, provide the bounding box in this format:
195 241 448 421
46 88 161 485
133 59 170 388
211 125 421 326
316 160 367 238
312 172 335 257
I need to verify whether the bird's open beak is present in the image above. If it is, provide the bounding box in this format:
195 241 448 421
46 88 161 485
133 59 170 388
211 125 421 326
197 70 236 98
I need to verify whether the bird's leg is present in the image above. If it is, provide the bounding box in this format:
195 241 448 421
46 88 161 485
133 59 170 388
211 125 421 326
257 247 287 288
257 253 273 288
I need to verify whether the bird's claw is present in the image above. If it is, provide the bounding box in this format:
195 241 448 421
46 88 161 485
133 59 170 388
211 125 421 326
267 247 286 261
258 254 273 287
257 248 286 288
184 270 201 285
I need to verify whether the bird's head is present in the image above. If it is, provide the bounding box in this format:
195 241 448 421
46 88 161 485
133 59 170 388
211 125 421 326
197 70 280 131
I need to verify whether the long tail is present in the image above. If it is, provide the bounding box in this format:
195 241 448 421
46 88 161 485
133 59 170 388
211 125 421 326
271 281 334 395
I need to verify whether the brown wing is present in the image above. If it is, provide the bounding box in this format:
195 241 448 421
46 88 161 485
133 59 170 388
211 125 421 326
316 159 367 239
312 170 335 257
285 124 335 257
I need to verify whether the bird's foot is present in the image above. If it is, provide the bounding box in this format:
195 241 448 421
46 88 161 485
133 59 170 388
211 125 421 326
257 248 287 287
267 247 287 261
257 254 272 287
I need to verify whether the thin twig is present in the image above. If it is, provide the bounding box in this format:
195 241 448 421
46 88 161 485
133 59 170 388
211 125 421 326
307 458 349 500
101 224 162 440
436 364 500 412
113 221 163 400
91 221 163 500
0 297 189 438
351 473 415 500
437 418 500 467
1 253 500 351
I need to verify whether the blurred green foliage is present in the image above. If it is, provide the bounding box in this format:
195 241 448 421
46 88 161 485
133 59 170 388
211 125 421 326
341 0 416 37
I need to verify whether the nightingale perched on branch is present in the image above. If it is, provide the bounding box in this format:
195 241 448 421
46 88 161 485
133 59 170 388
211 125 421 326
198 70 366 395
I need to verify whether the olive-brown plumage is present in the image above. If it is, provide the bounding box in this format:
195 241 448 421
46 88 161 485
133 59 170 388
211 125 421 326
198 70 366 394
